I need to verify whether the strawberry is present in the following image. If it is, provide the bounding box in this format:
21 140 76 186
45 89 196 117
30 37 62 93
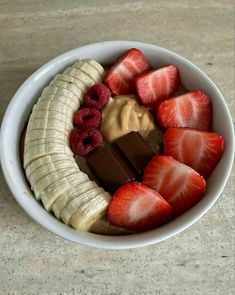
142 156 206 216
104 48 149 95
163 128 224 179
135 65 180 107
157 90 212 131
107 182 173 232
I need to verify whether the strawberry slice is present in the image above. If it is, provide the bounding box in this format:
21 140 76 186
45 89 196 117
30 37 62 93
104 48 149 95
135 65 180 107
164 128 224 179
107 182 173 232
142 156 206 216
157 90 212 131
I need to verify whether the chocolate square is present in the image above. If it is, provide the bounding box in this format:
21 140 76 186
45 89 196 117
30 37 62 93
114 131 154 175
87 146 136 193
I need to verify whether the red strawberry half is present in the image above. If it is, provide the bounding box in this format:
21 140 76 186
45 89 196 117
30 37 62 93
104 48 149 95
135 65 180 108
164 128 224 179
143 156 206 216
157 90 212 131
107 182 173 232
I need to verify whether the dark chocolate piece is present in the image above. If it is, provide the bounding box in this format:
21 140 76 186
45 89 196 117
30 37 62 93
87 146 136 192
114 132 154 175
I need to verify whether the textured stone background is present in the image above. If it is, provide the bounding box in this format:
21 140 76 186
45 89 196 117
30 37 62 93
0 1 234 294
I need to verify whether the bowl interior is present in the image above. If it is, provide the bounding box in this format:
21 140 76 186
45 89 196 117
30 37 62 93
1 41 234 249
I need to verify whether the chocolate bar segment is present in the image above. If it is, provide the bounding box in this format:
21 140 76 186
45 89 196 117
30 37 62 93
114 132 154 175
87 146 136 193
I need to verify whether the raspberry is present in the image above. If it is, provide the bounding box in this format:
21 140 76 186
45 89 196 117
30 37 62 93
70 128 103 156
74 107 101 129
84 83 111 110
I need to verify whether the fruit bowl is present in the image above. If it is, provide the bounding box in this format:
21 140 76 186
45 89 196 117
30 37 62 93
0 41 234 249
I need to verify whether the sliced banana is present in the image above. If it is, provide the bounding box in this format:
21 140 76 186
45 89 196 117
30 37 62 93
27 117 73 132
25 138 69 152
52 180 98 219
24 137 69 153
55 74 87 94
32 100 72 116
60 187 105 225
38 94 79 112
28 110 70 126
24 58 111 233
81 58 105 76
25 107 72 144
28 158 79 187
26 125 71 142
24 129 69 149
42 85 80 101
24 142 73 168
69 192 110 231
25 129 69 145
26 154 74 179
41 172 89 211
27 111 73 139
25 126 68 142
63 67 96 88
72 60 102 82
30 109 72 125
49 80 83 101
33 167 80 200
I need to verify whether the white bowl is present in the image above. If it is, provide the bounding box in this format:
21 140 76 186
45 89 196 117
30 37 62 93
1 41 234 249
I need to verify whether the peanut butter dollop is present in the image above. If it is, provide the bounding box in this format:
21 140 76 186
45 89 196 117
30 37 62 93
101 95 156 143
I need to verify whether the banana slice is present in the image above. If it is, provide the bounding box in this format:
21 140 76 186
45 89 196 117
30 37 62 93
72 60 102 82
25 129 69 145
25 138 68 152
26 125 71 142
27 101 73 141
32 100 71 116
24 142 73 168
49 80 83 101
27 117 73 132
82 58 105 76
25 137 69 153
33 167 80 200
69 192 110 231
42 85 79 101
24 129 69 149
41 172 89 211
55 74 87 94
60 187 105 224
24 138 72 153
30 109 72 125
26 154 74 179
27 113 73 130
28 111 73 130
28 158 79 187
38 94 78 112
63 67 96 88
25 108 72 145
52 180 98 218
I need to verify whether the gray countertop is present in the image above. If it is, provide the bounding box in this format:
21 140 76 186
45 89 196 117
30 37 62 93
0 1 234 294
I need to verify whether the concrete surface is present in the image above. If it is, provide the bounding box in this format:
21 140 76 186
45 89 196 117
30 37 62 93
0 1 234 294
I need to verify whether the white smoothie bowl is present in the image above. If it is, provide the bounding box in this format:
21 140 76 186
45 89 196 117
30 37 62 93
0 41 234 249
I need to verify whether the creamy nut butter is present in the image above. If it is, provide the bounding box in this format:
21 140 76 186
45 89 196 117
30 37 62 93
101 95 155 142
